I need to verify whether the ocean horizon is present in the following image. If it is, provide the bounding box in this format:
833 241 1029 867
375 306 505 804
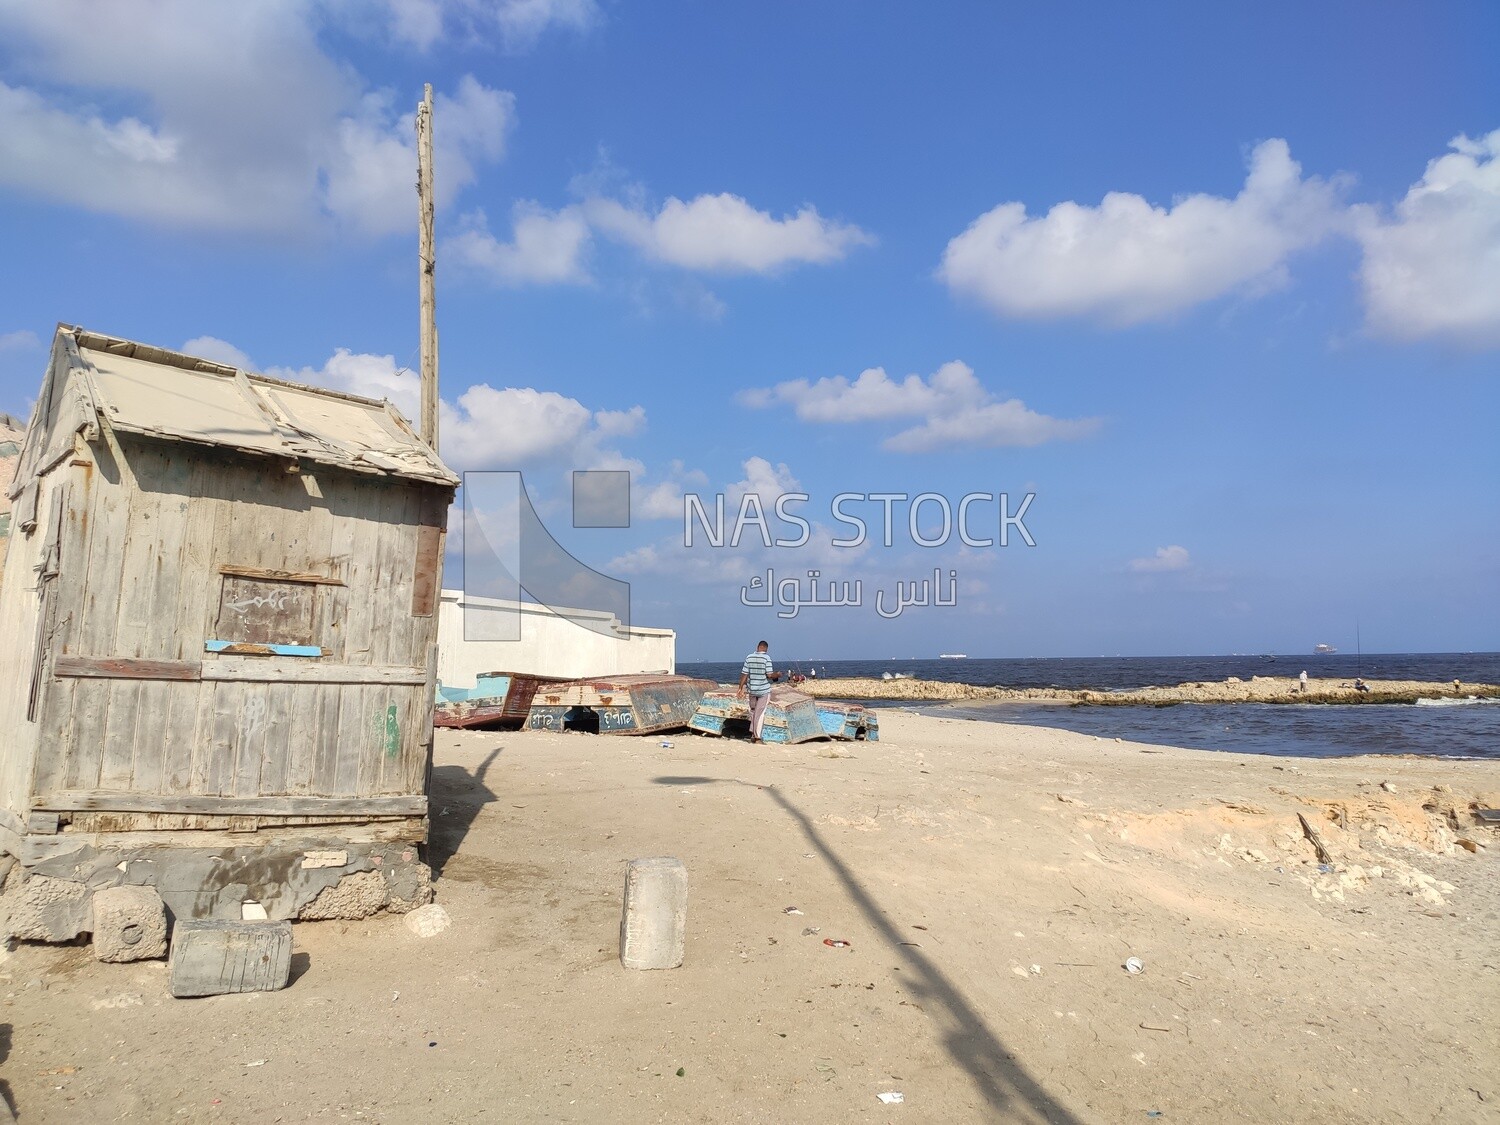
678 651 1500 691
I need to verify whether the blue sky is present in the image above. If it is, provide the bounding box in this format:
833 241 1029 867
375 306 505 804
1 1 1496 661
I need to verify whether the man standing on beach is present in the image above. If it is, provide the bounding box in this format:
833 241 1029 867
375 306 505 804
738 640 780 743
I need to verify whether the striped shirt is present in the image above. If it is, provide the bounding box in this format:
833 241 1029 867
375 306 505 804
741 651 774 695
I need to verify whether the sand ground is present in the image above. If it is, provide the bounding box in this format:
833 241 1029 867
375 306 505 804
1 713 1497 1123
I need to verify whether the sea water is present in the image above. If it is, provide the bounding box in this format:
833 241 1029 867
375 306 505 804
678 653 1500 761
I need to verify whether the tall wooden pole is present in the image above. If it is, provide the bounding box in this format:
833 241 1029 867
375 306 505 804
416 83 439 451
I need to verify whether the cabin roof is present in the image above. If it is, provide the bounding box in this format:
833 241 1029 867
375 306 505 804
15 327 457 493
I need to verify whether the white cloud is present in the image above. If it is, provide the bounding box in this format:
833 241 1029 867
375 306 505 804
673 281 728 322
741 360 1100 453
181 336 256 369
383 0 445 49
0 329 41 353
746 361 987 423
440 384 643 471
939 139 1346 325
447 204 593 285
633 460 709 520
1129 545 1191 573
477 0 601 47
269 348 423 415
449 190 871 287
180 337 731 523
1356 129 1500 348
583 193 873 274
727 456 801 503
0 2 510 235
197 340 644 475
883 401 1099 454
609 458 864 586
326 78 514 236
331 0 600 52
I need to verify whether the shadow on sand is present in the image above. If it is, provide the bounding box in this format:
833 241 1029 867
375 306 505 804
0 1021 14 1121
426 746 503 880
652 775 1082 1124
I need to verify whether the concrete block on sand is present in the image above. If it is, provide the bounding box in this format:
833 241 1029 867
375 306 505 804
92 885 168 962
619 857 686 970
2 875 91 942
404 903 450 938
169 920 292 998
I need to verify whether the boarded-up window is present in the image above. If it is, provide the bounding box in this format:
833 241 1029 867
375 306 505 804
215 576 317 646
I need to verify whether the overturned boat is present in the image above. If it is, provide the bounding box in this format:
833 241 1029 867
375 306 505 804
434 671 544 730
814 700 880 741
689 684 827 745
526 673 714 735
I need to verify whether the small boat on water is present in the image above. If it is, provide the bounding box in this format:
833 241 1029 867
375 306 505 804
434 671 544 729
526 673 715 735
689 684 827 744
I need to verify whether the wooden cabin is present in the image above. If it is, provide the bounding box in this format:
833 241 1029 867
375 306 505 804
0 328 457 932
0 411 23 590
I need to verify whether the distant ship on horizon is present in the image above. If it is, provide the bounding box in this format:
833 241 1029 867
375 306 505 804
938 653 968 659
1314 643 1337 655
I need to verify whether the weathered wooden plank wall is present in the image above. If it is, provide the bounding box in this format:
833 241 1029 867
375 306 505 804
20 435 447 822
0 461 55 825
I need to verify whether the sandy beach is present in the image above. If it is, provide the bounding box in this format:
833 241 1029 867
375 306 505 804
2 712 1496 1123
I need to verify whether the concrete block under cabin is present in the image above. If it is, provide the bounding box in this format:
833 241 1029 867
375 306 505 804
91 884 167 962
1 873 91 942
0 328 457 940
169 919 293 998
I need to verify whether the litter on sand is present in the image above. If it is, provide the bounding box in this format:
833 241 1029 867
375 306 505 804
823 938 851 949
1124 957 1144 974
877 1091 905 1104
782 906 803 915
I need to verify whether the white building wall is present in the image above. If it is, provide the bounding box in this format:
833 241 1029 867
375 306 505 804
436 589 675 688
